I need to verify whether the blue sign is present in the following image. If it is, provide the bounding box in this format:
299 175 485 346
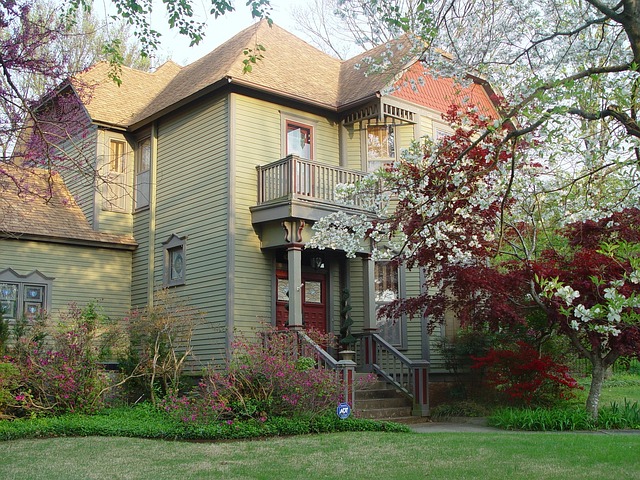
336 402 351 419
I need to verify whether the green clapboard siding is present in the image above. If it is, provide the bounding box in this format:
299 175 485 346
232 95 344 334
403 266 423 359
0 238 131 321
232 95 279 332
151 93 230 365
59 126 98 226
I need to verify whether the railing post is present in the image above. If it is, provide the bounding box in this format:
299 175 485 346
337 359 356 411
360 333 376 373
256 165 263 204
411 360 430 416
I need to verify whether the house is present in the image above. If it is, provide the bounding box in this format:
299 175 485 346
0 20 499 412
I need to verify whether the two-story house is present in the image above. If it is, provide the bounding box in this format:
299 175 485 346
1 21 498 409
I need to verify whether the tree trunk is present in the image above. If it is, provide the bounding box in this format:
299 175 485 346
586 357 606 420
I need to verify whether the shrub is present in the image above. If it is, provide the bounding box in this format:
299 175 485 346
430 400 491 419
0 362 21 419
120 289 204 405
7 302 119 417
161 328 343 423
472 341 581 406
0 404 411 441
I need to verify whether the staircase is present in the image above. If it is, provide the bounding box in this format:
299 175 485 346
355 376 414 421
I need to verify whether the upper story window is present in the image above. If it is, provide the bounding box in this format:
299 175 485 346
135 138 151 210
0 269 53 322
103 139 129 212
286 121 313 160
367 125 395 172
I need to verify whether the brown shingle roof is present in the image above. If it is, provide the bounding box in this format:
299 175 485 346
75 21 496 128
0 167 137 249
75 60 182 127
128 21 343 126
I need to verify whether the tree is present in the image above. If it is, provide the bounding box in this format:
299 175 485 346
1 0 271 201
308 102 640 417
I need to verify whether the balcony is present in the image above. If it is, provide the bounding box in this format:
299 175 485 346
251 155 373 225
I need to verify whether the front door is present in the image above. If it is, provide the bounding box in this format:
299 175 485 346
276 270 327 334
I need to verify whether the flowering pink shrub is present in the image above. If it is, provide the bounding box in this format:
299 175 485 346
471 341 581 406
162 328 343 423
7 303 117 417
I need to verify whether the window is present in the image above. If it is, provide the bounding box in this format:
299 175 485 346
135 138 151 210
375 261 404 348
0 269 53 322
286 121 312 160
367 124 395 172
103 139 129 212
163 234 186 287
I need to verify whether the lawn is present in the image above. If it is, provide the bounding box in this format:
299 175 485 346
1 431 639 480
575 374 640 406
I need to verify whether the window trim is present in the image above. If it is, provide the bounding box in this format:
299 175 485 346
365 123 396 173
281 114 316 160
374 260 407 349
102 138 130 213
163 234 187 287
134 137 151 211
0 268 53 322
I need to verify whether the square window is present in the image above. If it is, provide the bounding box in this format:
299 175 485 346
367 125 395 172
24 285 43 302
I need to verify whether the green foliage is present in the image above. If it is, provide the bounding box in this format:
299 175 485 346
0 363 20 419
489 401 640 431
0 309 8 354
339 288 356 347
0 403 409 441
4 302 122 418
161 328 343 423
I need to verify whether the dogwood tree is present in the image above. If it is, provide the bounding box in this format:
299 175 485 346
308 99 639 417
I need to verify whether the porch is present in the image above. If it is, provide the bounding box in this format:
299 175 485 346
250 155 429 417
250 155 373 224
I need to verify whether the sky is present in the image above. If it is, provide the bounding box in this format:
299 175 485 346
151 0 311 66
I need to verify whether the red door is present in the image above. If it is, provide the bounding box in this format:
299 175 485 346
276 270 327 334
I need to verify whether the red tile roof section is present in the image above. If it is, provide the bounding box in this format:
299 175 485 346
389 62 499 119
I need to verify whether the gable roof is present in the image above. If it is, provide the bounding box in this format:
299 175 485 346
0 166 137 249
75 60 182 127
76 20 498 129
128 21 344 126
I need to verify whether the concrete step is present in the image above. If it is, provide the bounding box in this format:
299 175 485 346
354 377 413 420
357 405 413 420
356 387 407 400
357 396 412 410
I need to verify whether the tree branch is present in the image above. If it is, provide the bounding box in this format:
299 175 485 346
567 105 640 140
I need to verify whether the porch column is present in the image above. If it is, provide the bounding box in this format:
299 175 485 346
362 253 377 331
287 244 304 329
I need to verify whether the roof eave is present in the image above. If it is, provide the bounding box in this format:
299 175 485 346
0 232 138 251
127 77 233 131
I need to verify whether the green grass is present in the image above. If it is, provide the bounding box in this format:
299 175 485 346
0 431 639 479
581 374 640 406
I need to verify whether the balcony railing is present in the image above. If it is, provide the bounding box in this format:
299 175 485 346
256 155 369 208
